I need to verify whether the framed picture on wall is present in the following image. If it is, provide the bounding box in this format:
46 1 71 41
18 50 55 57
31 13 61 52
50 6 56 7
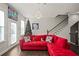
8 5 18 21
32 23 39 30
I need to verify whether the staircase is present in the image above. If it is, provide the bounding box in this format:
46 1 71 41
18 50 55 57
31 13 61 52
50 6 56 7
47 15 68 35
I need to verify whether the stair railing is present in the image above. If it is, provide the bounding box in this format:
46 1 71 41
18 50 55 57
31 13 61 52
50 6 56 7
47 15 68 34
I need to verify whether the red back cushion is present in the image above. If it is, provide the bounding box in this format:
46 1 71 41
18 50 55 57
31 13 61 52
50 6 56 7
53 35 59 43
41 35 47 41
31 35 54 42
55 37 67 48
31 35 35 41
35 36 42 41
65 42 70 49
31 35 42 41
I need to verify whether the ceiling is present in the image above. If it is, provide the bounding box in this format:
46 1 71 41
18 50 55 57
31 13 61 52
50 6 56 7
9 3 79 18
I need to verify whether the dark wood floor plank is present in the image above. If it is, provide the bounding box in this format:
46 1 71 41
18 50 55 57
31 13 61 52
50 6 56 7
2 45 48 56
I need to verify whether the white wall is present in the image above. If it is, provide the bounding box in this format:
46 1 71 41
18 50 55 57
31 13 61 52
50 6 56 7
0 3 26 55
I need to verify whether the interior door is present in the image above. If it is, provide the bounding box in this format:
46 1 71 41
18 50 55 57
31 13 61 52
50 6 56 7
70 22 78 45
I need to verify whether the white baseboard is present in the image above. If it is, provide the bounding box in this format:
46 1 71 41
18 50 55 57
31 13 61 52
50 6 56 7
0 43 18 56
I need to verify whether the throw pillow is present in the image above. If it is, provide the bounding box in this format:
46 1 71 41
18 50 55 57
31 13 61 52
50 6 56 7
46 36 52 43
41 38 44 42
24 36 31 42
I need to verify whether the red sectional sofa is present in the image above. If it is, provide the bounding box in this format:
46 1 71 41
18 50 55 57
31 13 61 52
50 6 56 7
19 35 77 56
19 35 51 50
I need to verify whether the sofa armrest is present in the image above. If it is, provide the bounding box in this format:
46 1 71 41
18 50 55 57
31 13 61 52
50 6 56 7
66 42 70 49
19 37 25 49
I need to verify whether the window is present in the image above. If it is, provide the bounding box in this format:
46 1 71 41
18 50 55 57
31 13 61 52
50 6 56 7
21 20 25 35
0 10 4 42
11 23 17 44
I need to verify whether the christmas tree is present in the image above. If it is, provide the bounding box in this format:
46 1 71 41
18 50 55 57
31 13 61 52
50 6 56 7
25 20 32 35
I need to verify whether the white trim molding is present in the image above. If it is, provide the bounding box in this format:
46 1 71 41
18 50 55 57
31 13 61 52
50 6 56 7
0 43 18 56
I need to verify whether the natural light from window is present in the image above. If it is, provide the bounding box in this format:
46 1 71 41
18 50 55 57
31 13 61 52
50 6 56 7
0 10 4 42
11 23 17 44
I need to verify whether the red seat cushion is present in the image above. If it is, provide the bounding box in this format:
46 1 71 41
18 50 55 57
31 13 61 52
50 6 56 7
52 48 77 56
23 41 47 47
47 43 76 56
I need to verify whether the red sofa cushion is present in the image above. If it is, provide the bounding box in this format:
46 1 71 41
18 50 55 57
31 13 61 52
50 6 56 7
23 41 47 47
47 43 77 56
31 35 43 41
35 36 41 41
55 37 68 48
19 36 25 50
31 35 35 41
41 35 47 41
31 35 54 42
53 35 59 43
52 48 77 56
65 42 70 49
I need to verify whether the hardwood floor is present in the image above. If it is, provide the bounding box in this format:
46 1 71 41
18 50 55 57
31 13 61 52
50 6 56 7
2 43 79 56
2 45 48 56
70 43 79 55
2 45 21 56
